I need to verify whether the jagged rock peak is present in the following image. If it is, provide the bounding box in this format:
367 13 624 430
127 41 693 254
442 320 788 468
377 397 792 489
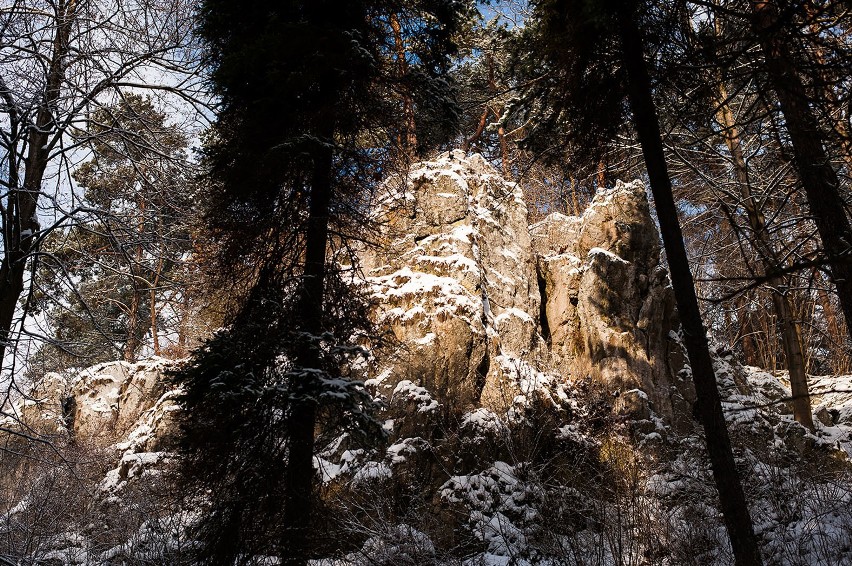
532 180 695 429
359 152 693 429
360 150 558 423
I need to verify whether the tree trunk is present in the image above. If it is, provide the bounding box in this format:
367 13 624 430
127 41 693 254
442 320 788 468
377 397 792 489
281 144 333 566
124 198 147 362
771 290 814 429
150 256 164 357
736 294 760 366
751 0 852 344
569 175 580 215
616 8 763 565
497 123 509 175
714 83 814 430
0 0 76 364
390 13 417 155
810 267 850 373
124 290 141 362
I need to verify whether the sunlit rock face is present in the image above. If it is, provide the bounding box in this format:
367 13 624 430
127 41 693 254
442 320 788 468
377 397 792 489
1 359 180 496
532 180 695 429
359 151 693 429
13 360 178 450
5 153 695 468
359 150 553 425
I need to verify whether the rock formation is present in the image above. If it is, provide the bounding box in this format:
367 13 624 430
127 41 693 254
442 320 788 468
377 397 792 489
5 152 694 464
8 359 178 450
360 151 693 428
360 150 552 421
531 180 695 429
1 359 180 497
4 152 852 566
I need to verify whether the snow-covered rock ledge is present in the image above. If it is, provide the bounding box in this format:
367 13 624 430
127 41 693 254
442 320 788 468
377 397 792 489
358 151 693 430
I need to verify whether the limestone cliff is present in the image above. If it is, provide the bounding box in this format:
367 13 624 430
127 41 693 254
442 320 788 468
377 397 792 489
3 152 852 566
5 152 691 469
359 151 550 422
531 180 695 429
360 151 692 428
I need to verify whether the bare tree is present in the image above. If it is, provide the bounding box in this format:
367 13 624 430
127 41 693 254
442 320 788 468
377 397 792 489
0 0 205 381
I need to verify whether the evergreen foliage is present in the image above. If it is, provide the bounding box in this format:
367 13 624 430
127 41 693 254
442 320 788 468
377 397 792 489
174 272 381 562
173 0 472 562
28 95 196 374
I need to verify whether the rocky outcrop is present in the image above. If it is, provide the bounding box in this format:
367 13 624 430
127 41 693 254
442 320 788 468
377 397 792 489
360 150 551 419
360 152 693 428
8 154 694 455
1 359 179 498
531 180 695 429
9 359 177 449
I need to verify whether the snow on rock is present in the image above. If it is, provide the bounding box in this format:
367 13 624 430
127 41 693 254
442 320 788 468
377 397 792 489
440 461 539 560
531 180 695 430
391 380 441 414
811 374 852 427
1 358 182 499
355 155 696 434
3 358 177 450
352 461 393 484
359 150 545 416
460 408 510 438
718 356 852 459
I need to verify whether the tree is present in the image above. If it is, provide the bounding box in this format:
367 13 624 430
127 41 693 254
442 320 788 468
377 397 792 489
174 1 471 563
748 0 852 343
661 9 817 429
0 0 203 376
653 0 852 426
26 95 197 375
512 1 763 563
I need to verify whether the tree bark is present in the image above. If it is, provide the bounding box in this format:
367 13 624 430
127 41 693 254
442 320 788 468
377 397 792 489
714 83 814 430
616 8 763 565
281 144 333 566
150 256 164 357
123 198 147 362
736 294 760 366
750 0 852 344
390 13 417 155
0 0 76 364
124 289 141 362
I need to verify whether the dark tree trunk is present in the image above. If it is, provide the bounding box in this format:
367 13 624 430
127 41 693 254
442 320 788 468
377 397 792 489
616 8 763 565
750 0 852 344
0 0 76 364
281 145 333 565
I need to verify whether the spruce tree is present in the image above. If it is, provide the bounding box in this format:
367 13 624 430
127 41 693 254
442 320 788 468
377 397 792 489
175 1 472 563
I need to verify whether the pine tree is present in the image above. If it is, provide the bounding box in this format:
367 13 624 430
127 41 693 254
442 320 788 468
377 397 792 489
174 1 472 563
27 95 196 374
